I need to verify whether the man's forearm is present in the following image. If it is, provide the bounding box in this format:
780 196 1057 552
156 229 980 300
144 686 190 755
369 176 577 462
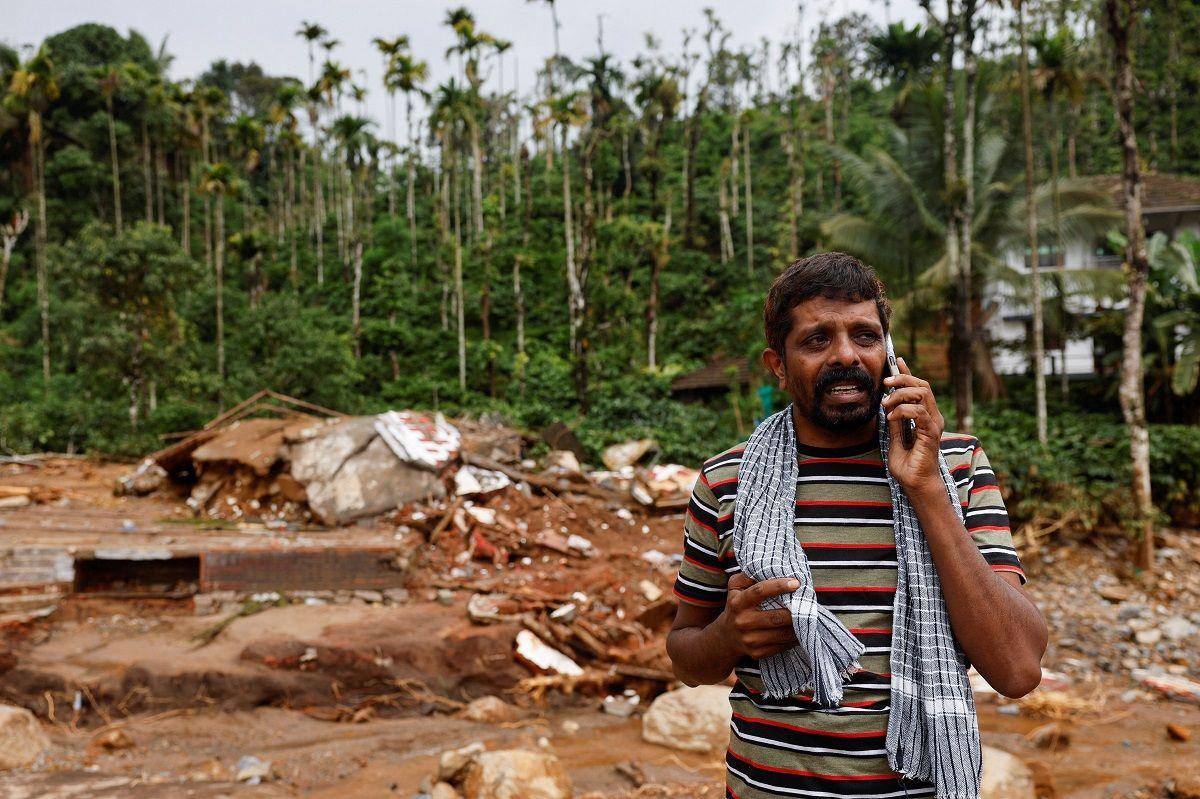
667 617 740 686
909 484 1047 697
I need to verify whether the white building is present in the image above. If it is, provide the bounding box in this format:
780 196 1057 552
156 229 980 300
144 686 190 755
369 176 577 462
988 173 1200 377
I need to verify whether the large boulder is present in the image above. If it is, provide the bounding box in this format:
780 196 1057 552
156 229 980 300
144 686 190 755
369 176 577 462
0 704 50 770
460 750 571 799
981 746 1035 799
641 684 732 753
286 417 444 525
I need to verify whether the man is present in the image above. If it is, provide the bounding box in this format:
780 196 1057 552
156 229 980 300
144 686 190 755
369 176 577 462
667 252 1046 799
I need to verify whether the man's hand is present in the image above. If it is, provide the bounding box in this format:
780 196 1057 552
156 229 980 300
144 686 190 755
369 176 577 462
881 356 947 497
715 572 800 659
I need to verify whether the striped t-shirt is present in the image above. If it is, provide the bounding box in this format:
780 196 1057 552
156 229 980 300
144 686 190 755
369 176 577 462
672 433 1025 799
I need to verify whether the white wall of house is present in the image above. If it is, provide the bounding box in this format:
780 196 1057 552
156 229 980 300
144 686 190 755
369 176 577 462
985 212 1200 377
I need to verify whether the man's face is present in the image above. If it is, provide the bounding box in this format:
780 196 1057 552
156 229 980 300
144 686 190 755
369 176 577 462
763 297 887 433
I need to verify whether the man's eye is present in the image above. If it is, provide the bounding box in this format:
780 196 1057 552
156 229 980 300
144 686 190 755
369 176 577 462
806 335 828 347
856 332 880 344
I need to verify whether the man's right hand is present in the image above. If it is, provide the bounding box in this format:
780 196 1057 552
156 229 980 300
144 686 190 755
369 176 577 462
715 572 801 659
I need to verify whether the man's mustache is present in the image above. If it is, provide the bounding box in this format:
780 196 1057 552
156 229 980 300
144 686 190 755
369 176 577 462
814 365 877 396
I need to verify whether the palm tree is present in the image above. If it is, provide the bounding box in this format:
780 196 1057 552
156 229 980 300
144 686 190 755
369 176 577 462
296 22 327 85
97 65 124 234
430 80 473 391
385 52 429 264
821 100 1118 393
372 35 409 216
545 89 589 397
199 162 239 407
6 44 59 385
330 114 375 357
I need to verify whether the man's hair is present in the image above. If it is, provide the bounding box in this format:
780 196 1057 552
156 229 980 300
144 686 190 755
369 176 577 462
764 251 892 356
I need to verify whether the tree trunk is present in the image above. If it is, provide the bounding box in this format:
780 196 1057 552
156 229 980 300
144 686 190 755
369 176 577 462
730 115 740 216
743 114 754 275
718 165 733 264
107 94 123 234
1105 0 1155 571
1018 0 1048 445
562 124 580 359
314 149 325 285
34 135 50 385
470 123 484 242
960 0 979 433
647 206 672 370
181 154 191 253
453 154 467 392
215 193 226 409
155 148 167 224
352 239 363 358
940 0 969 432
142 119 153 223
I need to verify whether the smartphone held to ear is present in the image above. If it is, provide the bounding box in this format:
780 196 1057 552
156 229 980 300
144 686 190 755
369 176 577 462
884 334 917 449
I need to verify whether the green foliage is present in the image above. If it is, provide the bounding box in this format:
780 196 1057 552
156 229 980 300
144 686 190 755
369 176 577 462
975 405 1200 530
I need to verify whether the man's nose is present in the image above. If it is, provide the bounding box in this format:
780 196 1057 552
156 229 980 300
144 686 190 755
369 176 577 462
827 333 859 367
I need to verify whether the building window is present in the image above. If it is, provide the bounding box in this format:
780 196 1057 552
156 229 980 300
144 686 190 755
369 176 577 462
1024 243 1061 269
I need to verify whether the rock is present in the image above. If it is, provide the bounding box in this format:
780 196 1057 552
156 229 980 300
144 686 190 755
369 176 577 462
1098 584 1133 602
92 728 135 751
438 742 486 783
1134 670 1200 703
1167 723 1191 742
0 704 50 770
1117 602 1146 621
1135 628 1163 645
431 783 461 799
1160 616 1196 641
115 458 168 496
353 589 384 604
235 755 272 784
1028 722 1071 749
463 696 517 724
1175 772 1200 799
460 750 571 799
981 746 1035 799
641 685 732 753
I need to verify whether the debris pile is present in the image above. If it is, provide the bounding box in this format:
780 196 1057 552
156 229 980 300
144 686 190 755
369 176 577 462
120 390 699 528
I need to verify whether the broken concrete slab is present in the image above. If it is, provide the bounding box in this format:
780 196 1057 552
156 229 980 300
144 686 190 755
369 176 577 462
641 685 732 753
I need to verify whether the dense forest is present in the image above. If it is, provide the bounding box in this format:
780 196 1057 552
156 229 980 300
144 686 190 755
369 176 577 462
2 2 1200 559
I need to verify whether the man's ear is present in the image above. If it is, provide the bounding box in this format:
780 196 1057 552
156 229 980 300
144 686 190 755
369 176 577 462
761 348 785 386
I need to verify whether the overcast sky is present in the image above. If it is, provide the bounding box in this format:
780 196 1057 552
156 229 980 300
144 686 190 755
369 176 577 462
9 1 927 135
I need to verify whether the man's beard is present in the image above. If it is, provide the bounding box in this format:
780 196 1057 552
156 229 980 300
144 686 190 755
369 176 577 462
789 364 885 433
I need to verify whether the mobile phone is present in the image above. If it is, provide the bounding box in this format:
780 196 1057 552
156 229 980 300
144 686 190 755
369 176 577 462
884 334 916 449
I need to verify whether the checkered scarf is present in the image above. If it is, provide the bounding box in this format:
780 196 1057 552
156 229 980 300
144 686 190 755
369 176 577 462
731 405 981 799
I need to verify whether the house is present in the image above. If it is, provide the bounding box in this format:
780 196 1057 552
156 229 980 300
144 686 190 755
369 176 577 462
669 355 752 402
988 172 1200 377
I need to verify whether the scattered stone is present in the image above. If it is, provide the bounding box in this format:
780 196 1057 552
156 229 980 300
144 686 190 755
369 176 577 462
438 742 486 783
431 782 461 799
1133 670 1200 704
638 579 663 602
1160 616 1196 641
462 696 517 724
353 589 384 604
1135 628 1163 646
642 685 732 753
602 692 641 718
561 720 580 735
0 704 50 770
1117 602 1146 621
460 749 571 799
234 755 272 784
1028 722 1071 749
92 728 135 751
996 704 1021 716
437 589 456 605
1098 584 1133 602
1167 723 1191 742
980 745 1036 799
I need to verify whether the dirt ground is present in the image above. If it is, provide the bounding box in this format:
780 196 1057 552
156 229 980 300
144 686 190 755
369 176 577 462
1 457 1198 798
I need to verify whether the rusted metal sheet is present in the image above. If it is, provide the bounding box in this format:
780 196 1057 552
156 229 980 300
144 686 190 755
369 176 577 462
201 546 406 592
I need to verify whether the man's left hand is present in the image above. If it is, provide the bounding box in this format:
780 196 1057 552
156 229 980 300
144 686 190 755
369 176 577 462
880 356 946 496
